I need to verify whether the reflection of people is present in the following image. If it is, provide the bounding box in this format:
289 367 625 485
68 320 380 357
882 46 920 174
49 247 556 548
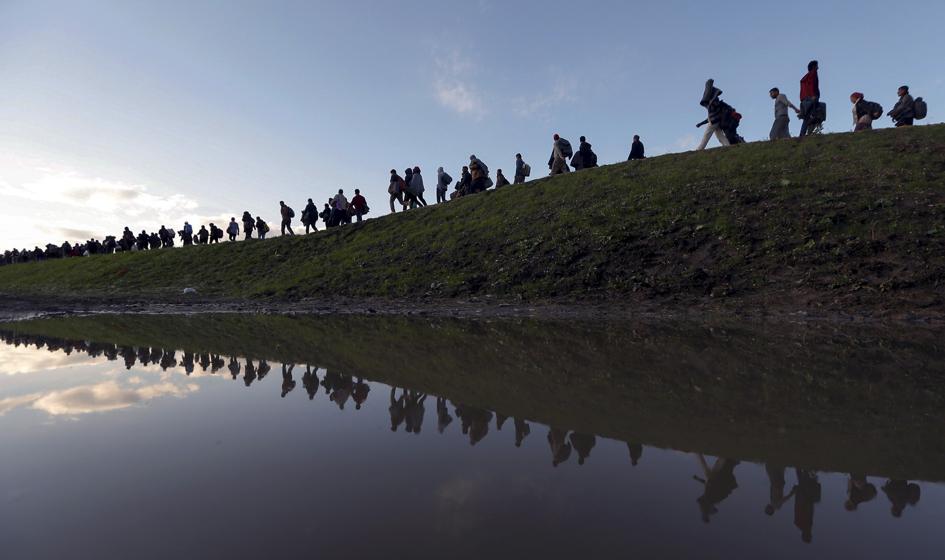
120 346 136 370
547 428 572 467
456 405 492 445
352 378 370 410
257 360 271 381
404 391 427 434
844 473 877 511
569 433 596 466
514 418 530 447
182 352 195 375
228 356 241 380
764 464 795 516
281 363 296 398
243 359 257 387
302 366 319 400
627 442 643 466
160 350 177 371
389 387 406 432
436 397 453 433
329 375 353 410
495 413 508 431
793 469 822 543
693 455 739 523
882 480 922 517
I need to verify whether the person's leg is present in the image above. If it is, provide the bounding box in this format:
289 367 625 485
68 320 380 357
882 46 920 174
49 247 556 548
697 124 716 150
357 210 363 223
287 223 294 235
417 194 427 206
714 125 730 146
389 194 396 213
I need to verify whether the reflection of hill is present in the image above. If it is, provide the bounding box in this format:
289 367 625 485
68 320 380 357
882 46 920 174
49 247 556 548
2 314 944 480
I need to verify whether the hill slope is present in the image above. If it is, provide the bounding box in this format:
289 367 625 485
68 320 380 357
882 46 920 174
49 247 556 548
2 125 945 313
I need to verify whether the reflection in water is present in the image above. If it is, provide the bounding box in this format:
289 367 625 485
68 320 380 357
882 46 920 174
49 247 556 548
0 318 941 557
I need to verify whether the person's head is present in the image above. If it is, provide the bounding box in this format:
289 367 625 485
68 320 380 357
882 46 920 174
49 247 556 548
898 85 909 96
579 136 586 142
413 166 420 173
338 188 343 194
769 87 780 99
390 168 396 175
279 200 285 206
553 133 560 141
469 154 476 160
808 60 818 71
850 92 864 103
764 505 775 516
462 165 468 171
516 153 522 159
307 198 313 203
405 167 412 175
437 166 443 172
497 169 503 174
230 217 235 221
633 135 640 141
354 188 360 194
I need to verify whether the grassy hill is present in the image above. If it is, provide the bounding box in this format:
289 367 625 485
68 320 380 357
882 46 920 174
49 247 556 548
2 125 945 312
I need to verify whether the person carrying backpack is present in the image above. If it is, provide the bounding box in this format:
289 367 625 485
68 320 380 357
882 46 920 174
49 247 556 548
226 217 239 241
572 136 598 170
851 92 881 132
799 60 821 137
389 169 406 212
409 166 428 207
888 85 915 127
241 211 255 240
436 166 452 203
548 134 572 175
469 155 493 188
514 153 529 184
769 87 800 140
350 188 368 223
302 198 318 234
279 201 295 235
255 216 269 239
696 79 731 150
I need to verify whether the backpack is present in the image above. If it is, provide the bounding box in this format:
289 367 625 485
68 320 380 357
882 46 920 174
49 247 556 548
559 139 573 158
913 97 927 120
811 102 827 124
523 163 531 177
866 101 884 120
442 172 453 185
587 151 598 167
287 207 295 218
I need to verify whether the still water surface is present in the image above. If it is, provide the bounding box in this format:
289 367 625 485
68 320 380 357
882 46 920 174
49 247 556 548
0 314 943 559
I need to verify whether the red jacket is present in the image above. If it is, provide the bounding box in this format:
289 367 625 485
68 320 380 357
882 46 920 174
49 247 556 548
351 194 366 210
800 70 819 100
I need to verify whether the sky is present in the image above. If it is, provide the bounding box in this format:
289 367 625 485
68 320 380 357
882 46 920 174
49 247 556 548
1 0 943 249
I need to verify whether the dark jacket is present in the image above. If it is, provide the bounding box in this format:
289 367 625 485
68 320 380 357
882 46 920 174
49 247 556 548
628 140 645 160
889 94 915 122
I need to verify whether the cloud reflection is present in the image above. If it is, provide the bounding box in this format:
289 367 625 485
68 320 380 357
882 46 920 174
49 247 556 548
0 380 198 417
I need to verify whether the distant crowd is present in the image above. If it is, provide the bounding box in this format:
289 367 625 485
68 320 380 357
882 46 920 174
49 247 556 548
1 59 929 267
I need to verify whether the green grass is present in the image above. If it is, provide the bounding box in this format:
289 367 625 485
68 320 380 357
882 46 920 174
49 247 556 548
2 125 945 307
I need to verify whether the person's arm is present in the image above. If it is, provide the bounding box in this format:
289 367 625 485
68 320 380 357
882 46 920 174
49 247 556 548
785 95 800 113
696 119 708 127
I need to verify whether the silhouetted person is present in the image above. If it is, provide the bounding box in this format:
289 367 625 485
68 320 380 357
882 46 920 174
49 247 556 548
436 397 453 433
120 346 136 370
456 405 492 446
302 365 319 400
547 428 572 467
569 433 596 466
404 391 427 434
228 356 241 380
627 442 643 466
495 413 508 431
243 359 257 387
764 464 795 516
389 387 407 432
793 469 822 543
257 360 271 381
352 378 370 410
628 135 645 160
211 355 225 373
159 350 177 371
514 417 530 447
693 455 739 523
279 201 295 235
281 363 296 398
882 480 921 518
181 351 195 375
329 374 353 410
844 473 877 511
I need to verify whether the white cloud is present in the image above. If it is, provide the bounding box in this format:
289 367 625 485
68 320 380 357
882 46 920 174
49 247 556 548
0 345 98 375
432 51 485 118
675 133 699 150
512 77 577 118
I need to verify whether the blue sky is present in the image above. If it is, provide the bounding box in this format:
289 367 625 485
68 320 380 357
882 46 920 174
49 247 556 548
2 0 943 248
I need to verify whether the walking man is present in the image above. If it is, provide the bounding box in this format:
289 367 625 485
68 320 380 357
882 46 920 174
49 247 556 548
888 85 915 127
769 87 800 140
696 79 730 150
514 153 527 184
548 134 572 175
799 60 820 137
350 188 367 223
279 201 295 235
